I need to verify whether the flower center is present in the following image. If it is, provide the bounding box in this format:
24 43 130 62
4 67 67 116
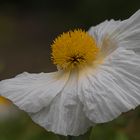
51 29 100 70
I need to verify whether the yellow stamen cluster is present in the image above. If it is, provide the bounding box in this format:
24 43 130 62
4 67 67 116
51 29 100 70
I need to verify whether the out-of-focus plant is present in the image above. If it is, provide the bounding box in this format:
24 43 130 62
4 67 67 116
0 89 15 120
0 96 11 105
0 52 14 120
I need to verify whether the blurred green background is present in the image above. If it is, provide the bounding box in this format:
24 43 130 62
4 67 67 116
0 0 140 140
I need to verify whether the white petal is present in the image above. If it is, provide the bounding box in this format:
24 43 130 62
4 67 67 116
0 70 94 136
89 10 140 52
29 70 94 136
78 48 140 123
80 10 140 123
88 19 121 48
0 71 69 113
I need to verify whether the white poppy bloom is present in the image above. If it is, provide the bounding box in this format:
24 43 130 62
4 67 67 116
0 10 140 136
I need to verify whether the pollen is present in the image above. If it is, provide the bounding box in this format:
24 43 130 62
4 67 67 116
51 29 100 70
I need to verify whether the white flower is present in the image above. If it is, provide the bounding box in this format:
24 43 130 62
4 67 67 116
0 10 140 136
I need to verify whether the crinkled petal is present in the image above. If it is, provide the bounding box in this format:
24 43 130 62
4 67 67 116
88 19 121 48
79 10 140 123
0 70 94 136
78 48 140 123
0 71 69 113
89 10 140 51
29 70 94 136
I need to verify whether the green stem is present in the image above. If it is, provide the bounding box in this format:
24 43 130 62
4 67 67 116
58 128 92 140
67 136 73 140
